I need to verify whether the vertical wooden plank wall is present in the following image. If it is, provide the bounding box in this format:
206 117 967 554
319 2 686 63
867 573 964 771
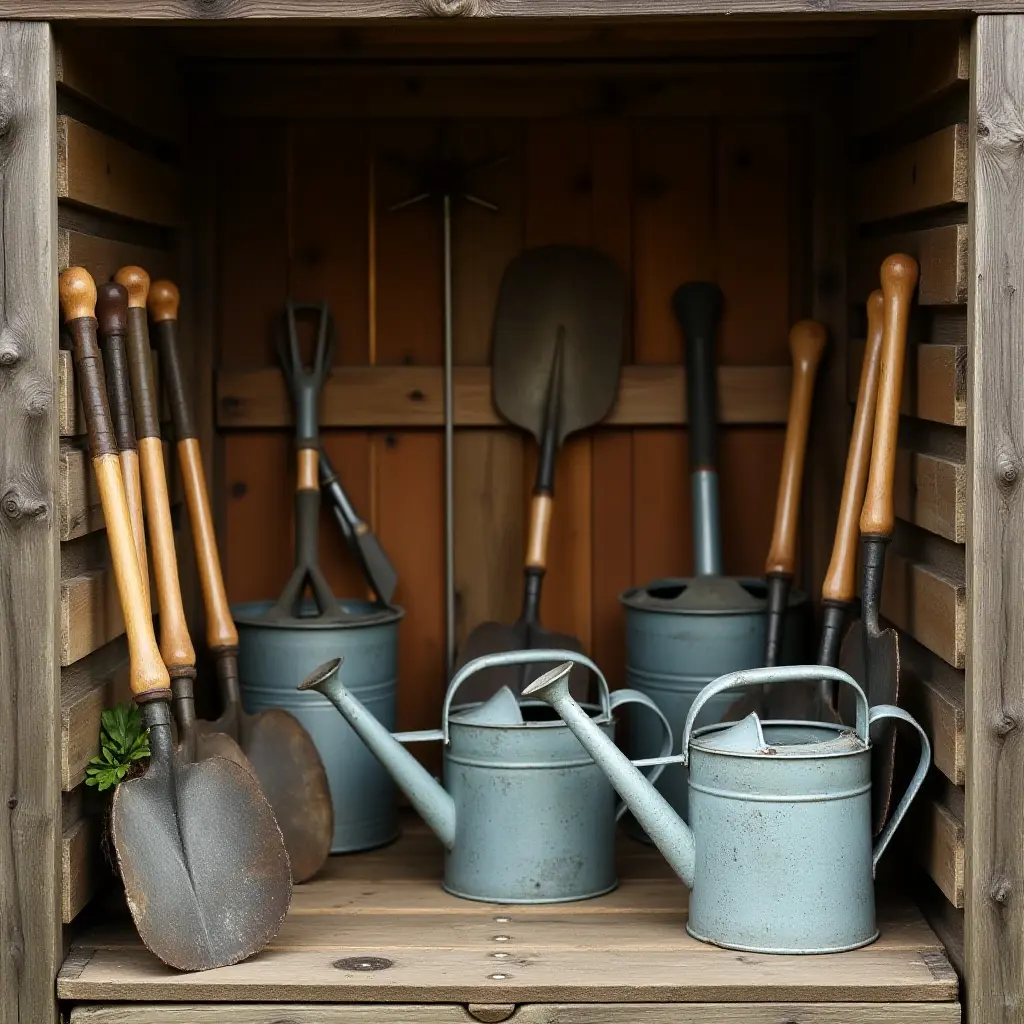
850 19 970 973
966 15 1024 1023
50 26 186 939
213 81 807 744
0 23 60 1024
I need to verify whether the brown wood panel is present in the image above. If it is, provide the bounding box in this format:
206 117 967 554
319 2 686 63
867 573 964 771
850 225 968 308
217 364 792 430
68 1006 962 1024
61 814 98 924
913 795 965 910
854 20 970 135
880 551 965 670
855 125 969 225
56 116 181 227
894 448 965 544
966 18 1024 1022
60 444 102 541
847 342 965 428
61 568 123 668
57 227 177 284
0 24 61 1024
60 638 131 791
451 121 525 649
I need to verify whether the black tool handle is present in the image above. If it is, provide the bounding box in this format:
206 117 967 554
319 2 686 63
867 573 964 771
96 283 136 454
672 282 723 474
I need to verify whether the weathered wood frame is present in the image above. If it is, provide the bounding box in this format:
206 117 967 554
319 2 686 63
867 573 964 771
0 19 60 1024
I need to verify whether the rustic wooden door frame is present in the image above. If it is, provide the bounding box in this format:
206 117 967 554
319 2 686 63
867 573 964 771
966 13 1024 1024
0 20 61 1024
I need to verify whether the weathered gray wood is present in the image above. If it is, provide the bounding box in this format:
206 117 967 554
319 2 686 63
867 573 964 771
966 15 1024 1024
67 1003 963 1023
0 21 60 1024
0 0 1011 16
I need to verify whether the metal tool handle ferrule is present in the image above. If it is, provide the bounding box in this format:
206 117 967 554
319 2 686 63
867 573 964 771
681 664 870 760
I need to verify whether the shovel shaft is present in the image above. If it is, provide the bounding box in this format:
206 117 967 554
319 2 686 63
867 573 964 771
60 267 170 702
861 255 919 539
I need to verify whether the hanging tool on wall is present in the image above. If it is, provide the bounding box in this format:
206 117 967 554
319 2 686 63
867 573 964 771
387 134 504 681
60 266 291 972
840 254 919 835
151 279 334 884
453 245 626 703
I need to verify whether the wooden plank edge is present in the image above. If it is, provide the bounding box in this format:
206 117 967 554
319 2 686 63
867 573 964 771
217 364 792 430
62 814 99 924
894 447 966 545
912 795 965 911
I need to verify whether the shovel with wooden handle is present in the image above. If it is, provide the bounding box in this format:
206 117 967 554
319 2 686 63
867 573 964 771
114 265 248 771
150 278 334 884
840 254 919 834
61 267 291 972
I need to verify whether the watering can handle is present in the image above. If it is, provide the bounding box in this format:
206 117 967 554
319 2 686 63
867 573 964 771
440 649 611 745
607 689 674 821
870 704 931 874
681 664 870 761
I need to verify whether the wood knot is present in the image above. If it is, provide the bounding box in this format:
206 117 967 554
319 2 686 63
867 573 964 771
995 711 1019 737
1 489 47 523
995 445 1022 488
0 72 15 137
422 0 480 15
990 875 1013 905
978 120 992 139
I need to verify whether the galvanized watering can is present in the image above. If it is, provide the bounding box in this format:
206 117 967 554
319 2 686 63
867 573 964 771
300 649 672 904
524 662 931 954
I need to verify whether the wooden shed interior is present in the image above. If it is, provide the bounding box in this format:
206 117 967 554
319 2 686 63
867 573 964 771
51 13 969 1019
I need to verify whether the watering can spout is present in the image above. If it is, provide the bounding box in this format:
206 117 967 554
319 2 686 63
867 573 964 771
300 658 457 850
522 662 695 888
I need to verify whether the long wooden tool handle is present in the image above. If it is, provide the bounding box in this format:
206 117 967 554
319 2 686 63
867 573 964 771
861 255 919 539
765 319 828 578
823 291 884 605
60 268 170 701
115 264 196 675
97 281 150 615
150 280 239 652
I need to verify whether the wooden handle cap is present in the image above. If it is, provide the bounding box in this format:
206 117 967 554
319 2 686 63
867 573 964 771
788 318 828 366
148 279 180 323
114 265 150 309
59 267 97 322
96 281 129 336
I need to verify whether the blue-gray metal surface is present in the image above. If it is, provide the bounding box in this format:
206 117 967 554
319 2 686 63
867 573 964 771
524 662 930 954
690 469 721 576
620 578 808 832
303 648 672 904
234 598 403 854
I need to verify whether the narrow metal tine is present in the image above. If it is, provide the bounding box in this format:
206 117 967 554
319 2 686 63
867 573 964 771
389 191 430 212
463 193 499 212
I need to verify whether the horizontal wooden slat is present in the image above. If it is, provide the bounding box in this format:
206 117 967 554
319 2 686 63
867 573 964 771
217 365 791 430
898 630 966 787
848 342 965 427
62 814 99 924
61 637 130 791
856 124 968 224
881 551 965 670
68 1004 963 1024
913 796 965 910
61 568 124 668
55 27 183 141
57 116 181 227
851 224 968 307
855 20 970 135
894 448 965 544
58 226 177 283
60 349 165 438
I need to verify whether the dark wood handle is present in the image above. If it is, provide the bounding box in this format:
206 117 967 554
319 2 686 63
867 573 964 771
149 281 197 443
765 319 827 577
114 266 161 442
96 282 135 454
59 267 169 700
861 255 919 538
823 290 884 604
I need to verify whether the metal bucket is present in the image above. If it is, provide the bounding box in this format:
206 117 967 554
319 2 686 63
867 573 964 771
234 598 403 853
620 578 809 833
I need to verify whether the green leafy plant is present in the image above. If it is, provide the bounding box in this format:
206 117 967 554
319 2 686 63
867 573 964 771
85 703 150 792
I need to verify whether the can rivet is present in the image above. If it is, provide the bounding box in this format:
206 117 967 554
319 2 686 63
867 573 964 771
494 915 511 923
489 973 510 980
493 935 511 942
492 952 510 959
334 956 393 972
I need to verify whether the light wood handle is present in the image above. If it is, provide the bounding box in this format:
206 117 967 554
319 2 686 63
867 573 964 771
764 319 827 577
822 291 884 603
119 449 151 616
59 267 169 699
525 493 553 571
139 435 196 672
861 255 919 538
179 437 239 650
148 279 180 323
298 448 319 492
114 265 150 309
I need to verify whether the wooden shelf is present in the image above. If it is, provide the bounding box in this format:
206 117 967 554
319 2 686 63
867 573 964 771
60 819 958 1015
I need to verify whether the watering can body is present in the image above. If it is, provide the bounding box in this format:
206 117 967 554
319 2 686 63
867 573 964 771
524 663 931 954
301 649 672 904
